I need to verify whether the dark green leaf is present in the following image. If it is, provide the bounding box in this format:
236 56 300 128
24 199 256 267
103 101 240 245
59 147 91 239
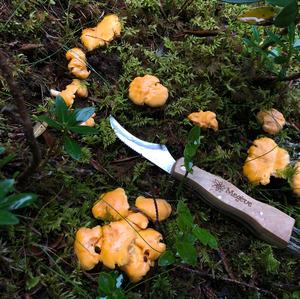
274 0 298 27
55 96 70 123
110 289 125 299
176 201 194 232
176 240 197 265
0 179 14 199
75 107 95 122
0 193 37 210
222 0 260 3
188 126 201 145
0 153 15 169
274 55 289 64
0 210 19 225
192 225 218 249
36 115 63 129
63 136 81 160
98 272 121 296
69 126 98 135
158 250 176 266
267 0 291 7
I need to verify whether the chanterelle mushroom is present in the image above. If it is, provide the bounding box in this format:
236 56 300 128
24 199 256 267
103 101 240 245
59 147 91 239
256 108 285 135
70 79 88 97
125 212 149 230
99 220 136 269
81 15 121 51
128 75 169 107
92 188 130 221
66 48 90 79
74 226 102 270
188 111 218 131
135 228 166 261
135 196 172 222
80 113 96 127
291 162 300 196
243 137 289 185
120 244 151 283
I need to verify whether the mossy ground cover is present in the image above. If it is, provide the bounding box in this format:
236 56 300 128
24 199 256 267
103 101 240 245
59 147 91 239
0 0 299 298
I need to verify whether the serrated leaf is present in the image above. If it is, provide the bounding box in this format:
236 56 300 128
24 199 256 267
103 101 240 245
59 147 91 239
69 126 98 135
0 193 37 210
238 6 276 24
274 0 298 27
75 107 95 123
192 225 218 249
158 250 176 266
0 179 14 199
36 115 62 130
63 136 81 160
176 240 197 265
176 201 194 231
0 210 19 225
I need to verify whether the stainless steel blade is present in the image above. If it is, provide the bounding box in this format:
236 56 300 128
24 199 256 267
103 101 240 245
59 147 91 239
109 115 176 173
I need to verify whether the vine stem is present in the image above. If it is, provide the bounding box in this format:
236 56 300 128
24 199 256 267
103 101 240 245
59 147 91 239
0 50 41 181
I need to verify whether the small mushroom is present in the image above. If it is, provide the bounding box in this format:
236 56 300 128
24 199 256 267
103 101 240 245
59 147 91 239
128 75 169 107
74 226 102 270
66 48 90 79
99 220 137 269
80 113 96 127
243 137 289 185
125 212 149 230
70 79 88 97
134 228 166 261
92 188 130 221
135 196 172 222
120 244 151 282
188 111 218 131
81 15 121 51
256 108 285 135
291 162 300 196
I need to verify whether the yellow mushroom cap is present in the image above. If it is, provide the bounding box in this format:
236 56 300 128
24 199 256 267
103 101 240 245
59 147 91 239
60 83 78 107
120 244 151 282
135 228 166 261
256 108 285 135
80 113 96 127
70 79 88 97
92 188 130 221
135 196 172 222
291 162 300 196
128 75 169 107
125 212 149 231
243 137 289 185
99 220 137 269
66 48 90 79
74 226 102 270
188 111 218 131
81 15 121 51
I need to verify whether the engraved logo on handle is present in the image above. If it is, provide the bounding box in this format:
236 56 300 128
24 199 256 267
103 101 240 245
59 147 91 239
212 179 252 207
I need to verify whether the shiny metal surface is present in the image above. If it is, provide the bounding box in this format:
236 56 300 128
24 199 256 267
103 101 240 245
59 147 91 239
109 115 176 173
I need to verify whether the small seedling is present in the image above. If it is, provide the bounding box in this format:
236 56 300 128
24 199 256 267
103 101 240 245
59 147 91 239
37 96 97 160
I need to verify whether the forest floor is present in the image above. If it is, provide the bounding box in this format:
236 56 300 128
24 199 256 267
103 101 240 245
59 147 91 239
0 0 299 298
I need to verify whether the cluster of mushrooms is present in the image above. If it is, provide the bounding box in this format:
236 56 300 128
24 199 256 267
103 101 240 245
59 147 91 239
74 188 172 282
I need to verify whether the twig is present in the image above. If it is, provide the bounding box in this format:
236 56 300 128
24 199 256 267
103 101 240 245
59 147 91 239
252 72 300 83
173 29 220 38
179 265 278 299
0 50 41 181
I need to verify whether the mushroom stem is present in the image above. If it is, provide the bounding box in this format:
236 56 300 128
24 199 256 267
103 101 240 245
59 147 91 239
50 89 61 97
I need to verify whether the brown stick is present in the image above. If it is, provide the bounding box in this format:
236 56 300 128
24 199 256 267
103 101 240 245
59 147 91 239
252 72 300 83
179 265 278 299
0 50 41 181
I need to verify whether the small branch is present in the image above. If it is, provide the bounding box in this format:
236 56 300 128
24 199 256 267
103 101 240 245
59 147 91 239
179 265 278 299
173 29 220 39
0 50 41 181
252 72 300 83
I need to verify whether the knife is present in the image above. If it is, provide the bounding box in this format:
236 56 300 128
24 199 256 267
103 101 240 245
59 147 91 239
109 115 300 255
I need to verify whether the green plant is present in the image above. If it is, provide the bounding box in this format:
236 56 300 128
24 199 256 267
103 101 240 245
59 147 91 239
37 96 97 160
159 200 218 266
0 178 37 225
96 271 125 299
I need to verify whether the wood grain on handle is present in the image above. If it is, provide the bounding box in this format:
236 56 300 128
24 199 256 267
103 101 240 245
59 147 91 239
172 158 295 248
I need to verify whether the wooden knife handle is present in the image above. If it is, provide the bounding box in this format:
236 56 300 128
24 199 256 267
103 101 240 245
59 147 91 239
172 158 295 248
